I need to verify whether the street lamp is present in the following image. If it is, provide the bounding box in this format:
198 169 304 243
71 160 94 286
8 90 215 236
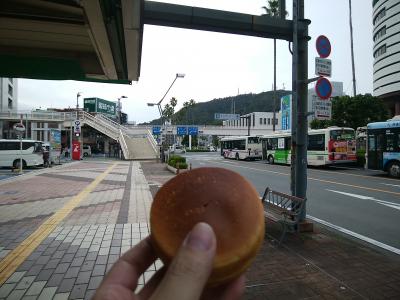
76 92 82 110
118 95 127 124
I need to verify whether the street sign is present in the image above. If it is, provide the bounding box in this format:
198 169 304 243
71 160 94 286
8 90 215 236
315 77 332 100
73 120 81 134
214 113 240 120
316 35 331 58
280 95 291 130
177 126 188 136
312 97 332 120
315 57 332 77
152 126 161 135
13 123 25 132
188 127 198 136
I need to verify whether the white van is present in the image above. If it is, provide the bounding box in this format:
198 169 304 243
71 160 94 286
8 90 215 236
83 145 92 157
0 139 44 168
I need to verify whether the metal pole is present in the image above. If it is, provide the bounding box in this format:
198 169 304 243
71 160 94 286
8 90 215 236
291 0 299 196
294 0 309 221
273 38 277 132
349 0 357 96
70 115 73 161
19 116 23 173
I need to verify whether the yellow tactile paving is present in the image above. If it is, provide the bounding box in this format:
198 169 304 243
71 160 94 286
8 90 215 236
0 163 117 285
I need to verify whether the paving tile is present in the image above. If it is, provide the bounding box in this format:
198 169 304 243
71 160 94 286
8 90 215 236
0 283 16 298
70 256 85 267
95 255 108 265
70 284 87 299
21 295 38 300
54 263 70 274
45 273 64 287
64 266 81 279
26 265 43 276
36 268 54 281
84 289 96 300
52 250 66 259
37 287 57 300
75 249 88 257
5 271 26 284
87 276 104 290
92 265 106 276
17 260 35 271
44 258 61 270
107 255 119 265
25 281 47 296
36 256 51 265
16 276 36 290
85 251 97 261
66 245 80 254
53 292 70 300
80 260 95 272
7 289 26 300
75 271 92 284
57 278 75 293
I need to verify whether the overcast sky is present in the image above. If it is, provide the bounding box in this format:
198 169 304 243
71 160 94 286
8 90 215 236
18 0 373 123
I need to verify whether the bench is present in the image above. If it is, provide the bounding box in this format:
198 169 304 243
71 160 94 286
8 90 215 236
261 187 306 245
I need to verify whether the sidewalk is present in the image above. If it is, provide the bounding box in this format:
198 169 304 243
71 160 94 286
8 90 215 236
0 160 399 299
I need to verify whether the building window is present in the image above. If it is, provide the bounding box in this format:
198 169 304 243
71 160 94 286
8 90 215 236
8 98 13 109
275 118 278 125
259 118 263 125
373 8 386 25
264 118 266 125
8 84 13 97
374 44 386 58
268 118 271 125
374 26 386 42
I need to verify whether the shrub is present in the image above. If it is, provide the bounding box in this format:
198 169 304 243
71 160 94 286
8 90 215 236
168 155 186 168
176 162 188 169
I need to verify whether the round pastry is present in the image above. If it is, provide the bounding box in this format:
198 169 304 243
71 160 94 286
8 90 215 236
150 167 265 286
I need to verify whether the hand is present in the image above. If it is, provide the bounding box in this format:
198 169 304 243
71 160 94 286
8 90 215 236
94 223 245 300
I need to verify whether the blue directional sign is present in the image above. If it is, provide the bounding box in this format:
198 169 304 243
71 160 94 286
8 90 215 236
316 35 331 58
152 126 161 135
177 126 188 136
315 77 332 100
188 127 198 136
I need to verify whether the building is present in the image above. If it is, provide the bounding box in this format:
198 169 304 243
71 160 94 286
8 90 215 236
373 0 400 116
0 78 18 138
223 112 281 131
308 81 345 124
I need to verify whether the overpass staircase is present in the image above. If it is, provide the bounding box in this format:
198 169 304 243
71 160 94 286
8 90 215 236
78 111 158 160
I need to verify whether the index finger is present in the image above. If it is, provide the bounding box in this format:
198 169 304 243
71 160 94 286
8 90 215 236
101 236 157 291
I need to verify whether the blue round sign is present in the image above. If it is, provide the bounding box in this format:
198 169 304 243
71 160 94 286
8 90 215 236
315 77 332 100
316 35 331 58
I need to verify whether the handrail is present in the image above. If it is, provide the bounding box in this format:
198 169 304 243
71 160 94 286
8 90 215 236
119 130 129 160
147 129 159 156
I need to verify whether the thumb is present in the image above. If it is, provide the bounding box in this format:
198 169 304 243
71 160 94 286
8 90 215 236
150 222 216 300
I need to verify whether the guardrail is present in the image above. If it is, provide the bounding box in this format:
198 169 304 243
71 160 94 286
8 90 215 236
79 111 119 140
119 130 129 160
0 111 77 121
147 129 159 157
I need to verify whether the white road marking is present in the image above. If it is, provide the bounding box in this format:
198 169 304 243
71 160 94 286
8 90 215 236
307 215 400 255
327 189 400 211
381 183 400 188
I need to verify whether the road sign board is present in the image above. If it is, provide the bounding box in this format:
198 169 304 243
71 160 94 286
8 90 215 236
312 96 332 120
152 126 161 135
188 127 198 136
177 126 188 136
73 120 81 134
13 123 25 132
214 113 240 120
316 35 331 58
315 77 332 100
315 57 332 77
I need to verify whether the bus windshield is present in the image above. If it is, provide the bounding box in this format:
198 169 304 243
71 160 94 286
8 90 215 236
330 130 355 141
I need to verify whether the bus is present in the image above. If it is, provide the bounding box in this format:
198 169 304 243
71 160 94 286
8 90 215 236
367 119 400 177
261 127 357 166
220 136 262 160
0 139 44 168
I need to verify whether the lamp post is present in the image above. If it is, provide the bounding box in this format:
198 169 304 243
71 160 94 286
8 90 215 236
147 73 185 161
118 96 127 124
76 92 82 110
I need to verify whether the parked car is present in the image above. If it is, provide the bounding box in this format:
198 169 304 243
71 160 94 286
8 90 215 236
83 145 92 157
170 144 186 154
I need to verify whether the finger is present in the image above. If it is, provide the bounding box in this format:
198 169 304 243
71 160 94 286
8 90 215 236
137 267 166 299
101 236 157 291
149 222 216 300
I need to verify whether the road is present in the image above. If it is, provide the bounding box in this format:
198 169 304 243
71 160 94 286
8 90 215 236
184 152 400 252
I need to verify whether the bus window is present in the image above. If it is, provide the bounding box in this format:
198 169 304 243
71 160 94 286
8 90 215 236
330 130 355 141
248 137 259 144
308 134 324 151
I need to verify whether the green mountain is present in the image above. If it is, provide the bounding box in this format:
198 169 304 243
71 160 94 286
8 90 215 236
144 90 291 125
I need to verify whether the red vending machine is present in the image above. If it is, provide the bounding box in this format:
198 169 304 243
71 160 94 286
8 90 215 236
72 141 81 160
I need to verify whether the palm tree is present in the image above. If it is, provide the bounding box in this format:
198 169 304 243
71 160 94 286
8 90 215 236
262 0 284 131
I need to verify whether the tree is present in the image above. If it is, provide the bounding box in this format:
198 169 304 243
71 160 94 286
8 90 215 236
162 97 178 123
310 94 389 129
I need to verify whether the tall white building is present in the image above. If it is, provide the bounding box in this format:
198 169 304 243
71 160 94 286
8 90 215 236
0 78 18 111
373 0 400 116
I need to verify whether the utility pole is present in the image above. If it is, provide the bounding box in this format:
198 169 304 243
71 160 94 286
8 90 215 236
292 0 310 222
273 38 277 131
349 0 357 96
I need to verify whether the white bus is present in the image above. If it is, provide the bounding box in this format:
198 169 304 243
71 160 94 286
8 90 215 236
0 139 44 168
220 136 262 160
261 127 357 166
